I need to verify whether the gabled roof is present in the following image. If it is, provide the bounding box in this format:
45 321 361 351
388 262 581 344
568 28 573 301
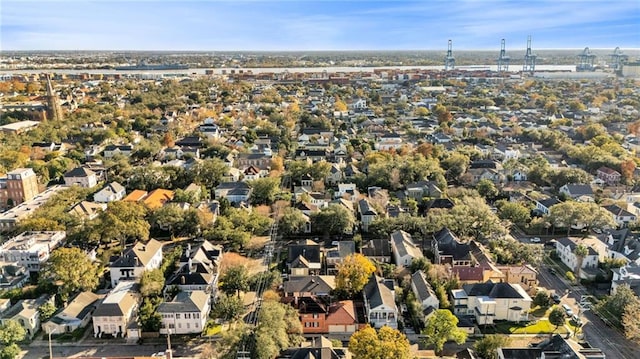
391 230 423 259
556 237 598 256
562 184 594 196
49 291 100 322
364 275 396 310
111 239 163 268
537 197 561 209
433 228 471 261
283 275 336 294
143 189 175 209
604 204 635 218
462 281 531 300
93 281 139 317
64 167 96 178
288 241 321 264
411 270 437 305
1 295 50 320
69 201 106 218
157 290 209 313
123 189 148 202
358 198 377 215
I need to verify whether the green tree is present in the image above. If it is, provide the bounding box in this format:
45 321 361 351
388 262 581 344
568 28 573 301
253 300 303 359
278 207 308 236
40 248 100 302
474 335 511 359
598 286 640 329
138 297 162 332
220 265 250 297
140 269 165 297
422 309 467 354
37 302 56 322
212 294 244 322
89 201 149 246
0 344 20 359
497 201 531 227
249 176 281 205
348 325 411 359
623 295 640 344
441 152 469 183
574 244 589 280
336 254 376 296
549 306 566 331
533 291 551 308
0 321 25 346
409 257 432 274
476 178 498 199
193 158 229 193
311 204 355 237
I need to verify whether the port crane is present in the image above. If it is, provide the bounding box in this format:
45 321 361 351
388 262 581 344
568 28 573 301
497 39 510 72
444 39 455 70
523 35 537 74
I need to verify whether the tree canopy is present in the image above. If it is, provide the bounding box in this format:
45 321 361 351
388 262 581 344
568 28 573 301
220 265 250 297
40 247 100 302
422 309 467 354
348 325 411 359
336 254 376 296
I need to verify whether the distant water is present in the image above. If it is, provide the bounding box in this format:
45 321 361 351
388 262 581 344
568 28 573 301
0 64 578 75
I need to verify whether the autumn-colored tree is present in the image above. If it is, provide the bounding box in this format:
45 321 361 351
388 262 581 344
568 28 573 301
334 99 348 112
348 325 411 359
162 132 175 147
11 81 25 92
336 254 376 296
621 159 637 184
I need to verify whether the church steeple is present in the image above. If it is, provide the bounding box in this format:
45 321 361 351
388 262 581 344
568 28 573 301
45 74 63 122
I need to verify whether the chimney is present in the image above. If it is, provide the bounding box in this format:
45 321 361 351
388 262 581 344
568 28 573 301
188 258 193 274
140 245 145 252
180 275 185 285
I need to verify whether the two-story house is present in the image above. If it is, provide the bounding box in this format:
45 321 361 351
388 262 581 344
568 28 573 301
287 240 322 276
451 281 531 325
603 204 637 228
390 230 424 267
0 231 66 272
42 291 101 335
63 167 98 188
363 275 398 329
559 184 595 202
158 291 210 335
92 281 140 338
325 241 355 275
357 198 378 232
410 270 439 315
0 294 53 339
93 182 126 203
431 228 472 266
597 167 622 185
109 239 163 287
555 237 599 277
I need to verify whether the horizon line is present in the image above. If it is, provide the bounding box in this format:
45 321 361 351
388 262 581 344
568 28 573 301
3 47 640 52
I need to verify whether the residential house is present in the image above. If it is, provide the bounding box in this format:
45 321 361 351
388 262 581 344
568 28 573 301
165 241 222 298
358 198 378 232
64 167 98 188
406 181 442 200
0 261 30 290
497 334 605 359
297 298 360 334
109 239 163 287
283 276 336 303
611 265 640 294
158 291 210 335
496 265 539 295
141 189 175 210
235 152 272 170
0 231 66 272
451 281 532 324
92 281 140 338
363 275 398 329
326 164 343 185
559 184 595 202
42 291 101 335
555 237 599 278
410 270 439 314
287 240 322 276
68 201 107 221
336 183 358 199
432 228 472 266
390 230 424 267
103 144 134 159
597 167 622 185
603 204 637 228
325 241 356 274
277 337 351 359
534 197 561 215
0 294 53 339
361 239 392 264
214 182 252 204
93 182 126 203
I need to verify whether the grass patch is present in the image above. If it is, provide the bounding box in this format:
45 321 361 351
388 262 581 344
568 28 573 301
529 306 550 318
484 320 568 335
204 321 223 336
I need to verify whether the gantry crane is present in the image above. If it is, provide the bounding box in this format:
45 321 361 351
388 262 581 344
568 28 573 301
497 39 510 72
444 39 455 70
523 35 537 74
610 47 628 72
576 47 596 72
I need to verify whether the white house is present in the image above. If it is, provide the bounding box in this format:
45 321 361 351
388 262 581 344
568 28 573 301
603 205 637 228
555 237 599 277
410 270 439 313
336 183 358 199
94 182 126 203
109 239 163 287
158 291 210 335
358 198 378 232
103 144 134 159
92 281 140 338
363 275 398 329
452 282 531 325
390 230 424 267
0 294 53 339
42 291 101 335
63 167 98 188
0 231 66 272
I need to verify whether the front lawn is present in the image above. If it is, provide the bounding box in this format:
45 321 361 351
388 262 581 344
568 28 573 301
484 320 569 334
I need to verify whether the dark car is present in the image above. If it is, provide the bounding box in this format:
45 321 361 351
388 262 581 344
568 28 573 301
549 268 557 275
552 293 561 304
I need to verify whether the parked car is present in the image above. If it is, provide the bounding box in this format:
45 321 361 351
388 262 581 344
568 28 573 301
571 314 582 325
530 237 541 243
549 268 557 275
562 304 574 317
552 293 561 304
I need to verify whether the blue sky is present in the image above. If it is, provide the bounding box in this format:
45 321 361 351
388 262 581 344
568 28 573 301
1 1 639 51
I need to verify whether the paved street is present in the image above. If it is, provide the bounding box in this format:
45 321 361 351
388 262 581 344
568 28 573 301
22 340 200 359
538 261 640 359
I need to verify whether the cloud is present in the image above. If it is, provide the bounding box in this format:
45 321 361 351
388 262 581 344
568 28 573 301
1 0 638 50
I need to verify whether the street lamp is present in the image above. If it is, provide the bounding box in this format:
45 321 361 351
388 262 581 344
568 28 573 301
48 327 58 359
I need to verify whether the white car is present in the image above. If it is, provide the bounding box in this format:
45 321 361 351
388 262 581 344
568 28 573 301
530 237 541 243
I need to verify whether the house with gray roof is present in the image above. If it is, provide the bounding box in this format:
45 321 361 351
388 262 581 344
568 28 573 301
410 270 439 314
325 241 355 274
363 275 397 329
497 334 605 359
452 281 531 324
92 281 140 338
93 181 126 203
559 184 595 202
390 230 423 267
42 291 101 335
357 198 377 232
555 237 599 277
603 204 637 228
0 294 53 339
158 290 210 335
432 227 472 266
